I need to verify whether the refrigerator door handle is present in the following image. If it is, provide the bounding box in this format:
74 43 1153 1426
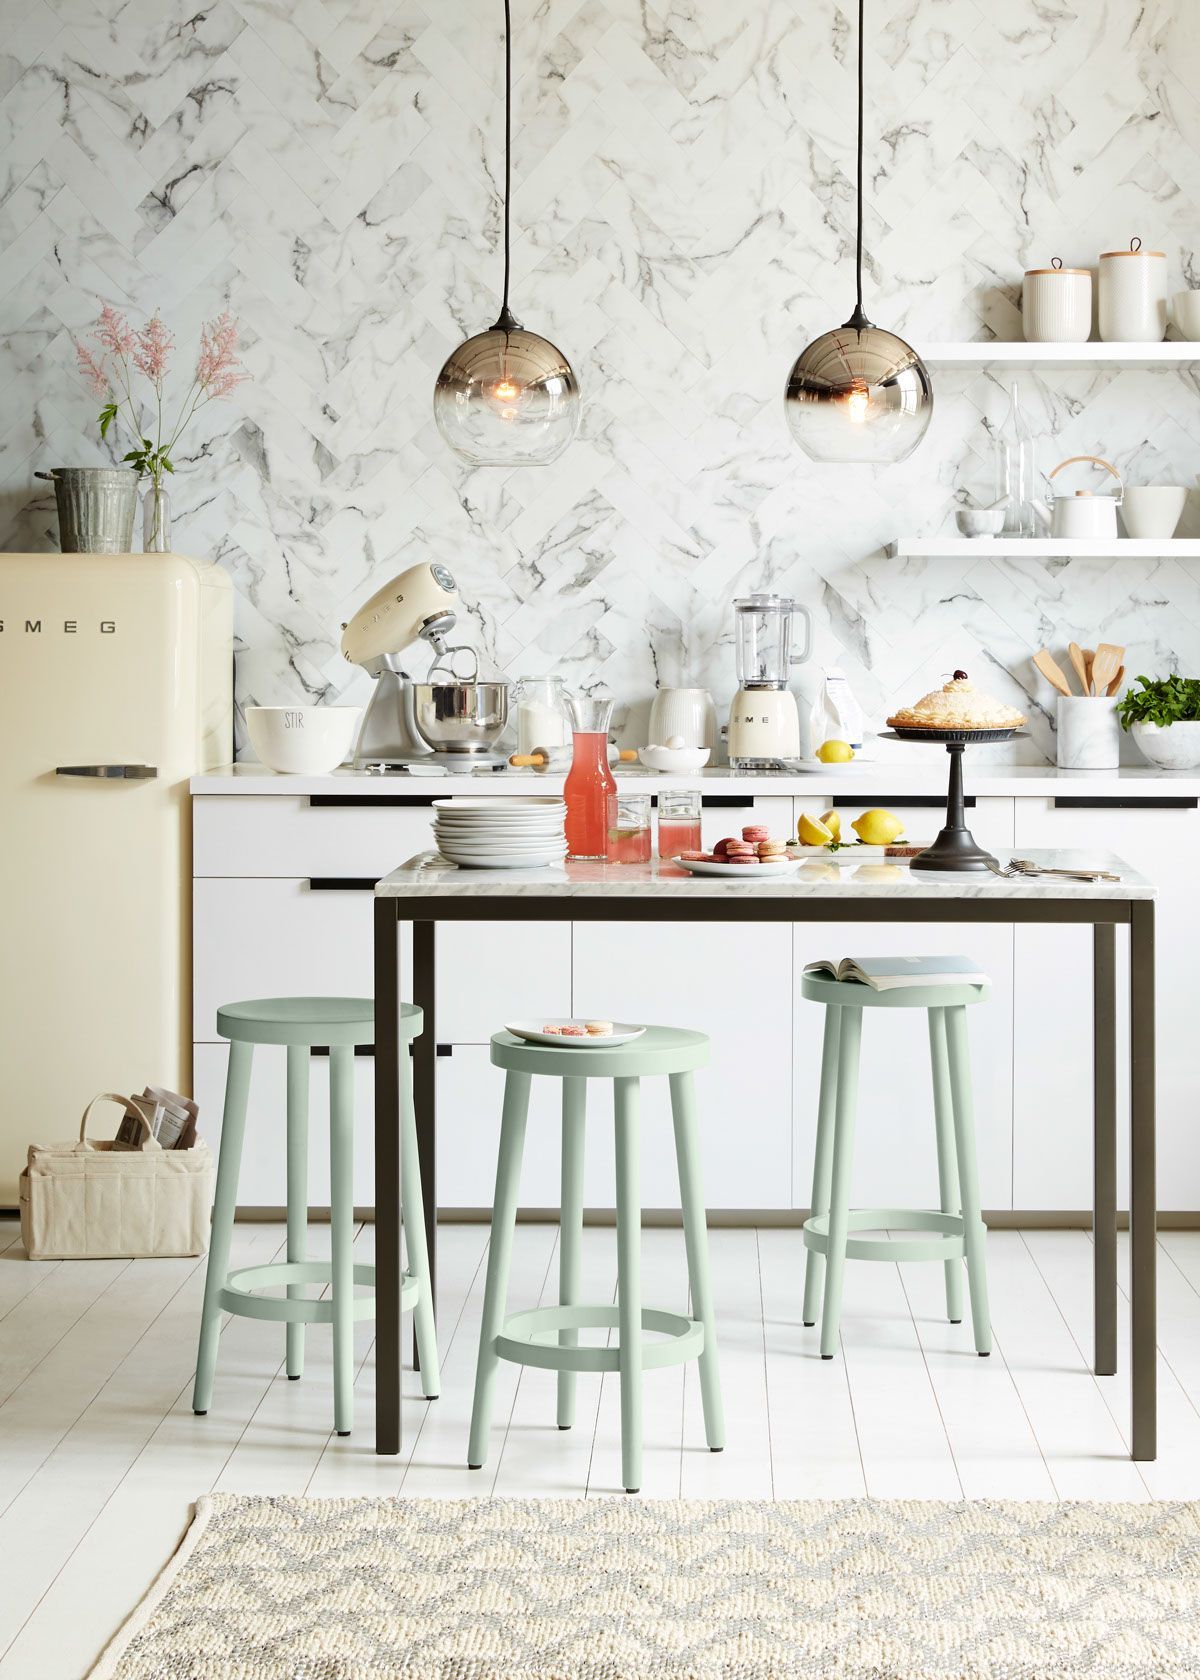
55 764 159 779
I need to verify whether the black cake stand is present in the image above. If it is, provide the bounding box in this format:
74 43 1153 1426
879 726 1025 872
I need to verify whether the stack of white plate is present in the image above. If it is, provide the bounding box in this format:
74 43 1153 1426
433 797 568 869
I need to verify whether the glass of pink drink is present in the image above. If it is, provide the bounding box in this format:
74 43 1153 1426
658 790 702 858
607 793 652 863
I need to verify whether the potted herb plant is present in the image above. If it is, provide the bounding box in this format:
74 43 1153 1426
1116 675 1200 769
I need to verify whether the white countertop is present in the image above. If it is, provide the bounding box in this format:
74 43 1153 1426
375 850 1153 902
190 763 1200 800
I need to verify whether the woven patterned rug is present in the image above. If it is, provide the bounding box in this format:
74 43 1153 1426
91 1495 1200 1679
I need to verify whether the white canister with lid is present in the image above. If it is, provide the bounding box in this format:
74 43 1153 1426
1098 239 1167 342
1022 258 1092 343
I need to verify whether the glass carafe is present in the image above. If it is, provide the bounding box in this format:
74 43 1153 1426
995 382 1036 535
564 695 615 860
512 675 572 767
733 593 812 688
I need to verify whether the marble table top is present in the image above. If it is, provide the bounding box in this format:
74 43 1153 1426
376 848 1153 901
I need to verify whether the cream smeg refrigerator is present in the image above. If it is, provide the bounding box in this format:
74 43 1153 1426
0 553 232 1204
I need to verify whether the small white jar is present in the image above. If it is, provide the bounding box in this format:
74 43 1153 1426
1022 259 1092 343
1098 239 1167 342
1057 697 1120 770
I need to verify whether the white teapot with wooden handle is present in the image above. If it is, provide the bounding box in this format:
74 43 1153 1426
1031 455 1124 540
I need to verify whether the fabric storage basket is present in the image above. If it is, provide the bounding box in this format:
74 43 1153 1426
18 1094 213 1260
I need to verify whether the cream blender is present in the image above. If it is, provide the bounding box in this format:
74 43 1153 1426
726 592 813 767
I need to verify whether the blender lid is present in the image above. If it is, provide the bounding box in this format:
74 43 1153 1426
733 591 796 612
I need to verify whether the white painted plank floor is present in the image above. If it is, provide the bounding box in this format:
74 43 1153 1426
2 1215 1200 1679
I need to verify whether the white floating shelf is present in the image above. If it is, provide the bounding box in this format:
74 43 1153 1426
920 341 1200 367
888 537 1200 559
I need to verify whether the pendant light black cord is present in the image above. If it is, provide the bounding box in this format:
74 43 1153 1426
846 0 870 332
493 0 519 332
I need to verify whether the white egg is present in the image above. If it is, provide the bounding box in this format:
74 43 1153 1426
665 733 685 749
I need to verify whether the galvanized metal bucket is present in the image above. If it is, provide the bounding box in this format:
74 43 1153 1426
36 468 139 553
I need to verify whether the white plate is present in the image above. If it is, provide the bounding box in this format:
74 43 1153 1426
436 838 568 854
433 798 564 813
505 1020 647 1048
673 855 798 878
440 851 566 870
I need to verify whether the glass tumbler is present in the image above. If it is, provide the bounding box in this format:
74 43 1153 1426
658 789 702 858
606 793 651 864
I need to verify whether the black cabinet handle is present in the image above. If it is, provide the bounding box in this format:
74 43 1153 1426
699 795 757 809
307 877 379 891
310 1044 375 1057
1053 796 1198 810
309 794 440 808
829 794 972 808
436 1044 453 1057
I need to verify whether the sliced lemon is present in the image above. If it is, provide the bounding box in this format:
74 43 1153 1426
797 813 835 847
820 809 841 840
851 808 905 846
816 739 853 763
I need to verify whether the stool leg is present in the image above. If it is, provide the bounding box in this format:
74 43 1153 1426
329 1046 356 1434
928 1009 964 1326
614 1076 642 1493
285 1045 309 1379
468 1069 531 1470
558 1077 586 1430
803 1004 842 1327
193 1040 253 1415
820 1006 862 1361
945 1005 992 1357
401 1051 440 1399
670 1070 724 1452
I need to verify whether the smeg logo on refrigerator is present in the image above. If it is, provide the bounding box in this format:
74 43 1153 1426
0 618 118 634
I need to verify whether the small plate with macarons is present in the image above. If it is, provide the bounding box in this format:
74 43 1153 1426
672 824 798 877
505 1020 647 1048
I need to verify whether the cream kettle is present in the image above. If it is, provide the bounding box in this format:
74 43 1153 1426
1032 455 1124 540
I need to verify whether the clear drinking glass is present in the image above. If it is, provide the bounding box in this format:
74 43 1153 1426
658 789 702 858
607 793 651 864
564 694 616 860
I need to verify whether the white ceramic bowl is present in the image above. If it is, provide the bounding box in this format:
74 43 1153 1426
1120 485 1188 540
638 744 711 772
245 706 362 774
1131 718 1200 769
955 508 1004 538
1173 290 1200 341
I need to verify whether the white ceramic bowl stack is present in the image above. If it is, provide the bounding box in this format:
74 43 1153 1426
433 797 568 869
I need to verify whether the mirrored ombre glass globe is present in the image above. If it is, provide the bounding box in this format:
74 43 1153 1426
784 322 933 464
434 325 581 467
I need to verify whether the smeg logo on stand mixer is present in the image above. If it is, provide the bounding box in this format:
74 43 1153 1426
0 618 118 634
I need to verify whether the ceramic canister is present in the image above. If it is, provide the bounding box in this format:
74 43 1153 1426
1098 239 1167 342
1022 259 1091 343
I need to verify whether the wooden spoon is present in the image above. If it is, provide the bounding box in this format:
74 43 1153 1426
1033 649 1074 697
1091 643 1124 697
1083 647 1096 696
1105 664 1125 697
1068 642 1090 696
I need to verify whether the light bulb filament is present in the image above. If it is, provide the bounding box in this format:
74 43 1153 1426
492 378 519 403
846 386 869 424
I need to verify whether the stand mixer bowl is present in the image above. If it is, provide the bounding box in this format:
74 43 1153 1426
413 681 509 754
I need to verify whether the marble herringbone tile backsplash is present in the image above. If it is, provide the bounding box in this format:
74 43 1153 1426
3 0 1200 761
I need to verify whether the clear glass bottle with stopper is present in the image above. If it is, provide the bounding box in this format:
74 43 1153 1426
994 382 1036 536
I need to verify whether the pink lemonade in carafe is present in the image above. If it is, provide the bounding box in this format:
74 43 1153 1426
564 696 616 860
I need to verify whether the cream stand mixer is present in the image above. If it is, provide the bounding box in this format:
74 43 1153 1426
340 561 508 767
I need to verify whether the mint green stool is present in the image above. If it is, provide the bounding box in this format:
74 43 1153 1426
801 970 992 1361
192 997 438 1436
468 1027 724 1493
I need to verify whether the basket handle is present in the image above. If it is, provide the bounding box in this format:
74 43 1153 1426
77 1093 162 1152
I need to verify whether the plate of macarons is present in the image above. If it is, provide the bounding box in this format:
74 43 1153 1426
505 1020 647 1048
673 825 798 878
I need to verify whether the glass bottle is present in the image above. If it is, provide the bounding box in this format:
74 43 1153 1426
564 695 615 860
142 480 171 552
994 382 1036 536
606 792 651 864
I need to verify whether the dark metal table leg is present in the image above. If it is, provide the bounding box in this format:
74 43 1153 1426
1130 899 1156 1462
1093 921 1117 1377
374 898 403 1455
412 919 437 1367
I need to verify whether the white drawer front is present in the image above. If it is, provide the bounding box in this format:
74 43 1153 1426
193 795 436 878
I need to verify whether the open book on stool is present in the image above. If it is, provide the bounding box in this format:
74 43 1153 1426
804 955 990 991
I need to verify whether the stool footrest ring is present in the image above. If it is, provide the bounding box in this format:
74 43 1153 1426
495 1303 703 1373
803 1208 968 1263
218 1260 419 1325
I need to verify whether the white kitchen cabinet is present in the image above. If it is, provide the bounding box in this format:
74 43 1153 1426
193 794 435 878
1012 796 1198 1212
791 797 1017 1213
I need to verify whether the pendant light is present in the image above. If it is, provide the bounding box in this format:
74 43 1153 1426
433 0 580 467
784 0 932 464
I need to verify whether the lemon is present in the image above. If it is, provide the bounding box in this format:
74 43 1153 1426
797 813 835 847
816 738 854 763
820 809 841 840
851 808 905 846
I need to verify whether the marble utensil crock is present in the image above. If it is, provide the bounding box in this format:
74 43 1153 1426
1057 697 1120 769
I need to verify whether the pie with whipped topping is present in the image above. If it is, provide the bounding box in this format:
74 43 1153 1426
887 670 1026 732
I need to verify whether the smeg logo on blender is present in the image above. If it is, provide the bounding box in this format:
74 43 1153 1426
0 617 118 634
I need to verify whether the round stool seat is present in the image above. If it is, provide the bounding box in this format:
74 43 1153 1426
490 1025 708 1078
800 971 989 1011
216 997 421 1046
